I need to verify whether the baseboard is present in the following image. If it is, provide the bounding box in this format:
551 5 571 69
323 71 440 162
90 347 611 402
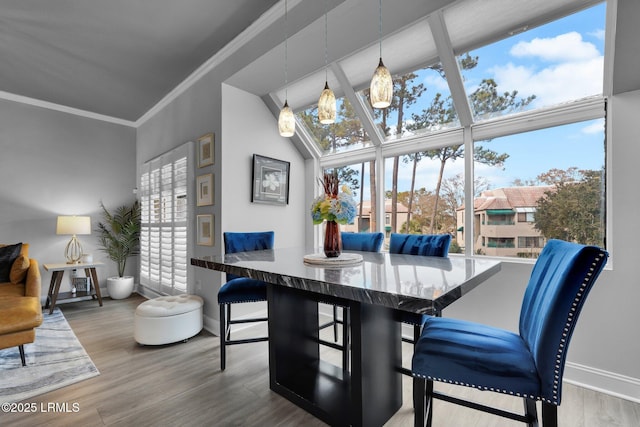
203 313 219 336
564 361 640 403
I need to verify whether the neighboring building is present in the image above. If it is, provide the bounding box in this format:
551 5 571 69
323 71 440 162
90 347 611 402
344 199 409 240
456 186 553 258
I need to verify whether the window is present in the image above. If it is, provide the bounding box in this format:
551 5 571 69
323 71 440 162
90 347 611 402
286 0 608 260
457 3 605 122
139 142 194 295
518 236 544 248
298 96 371 155
472 119 605 257
383 143 465 237
358 63 459 142
517 211 535 222
327 161 376 233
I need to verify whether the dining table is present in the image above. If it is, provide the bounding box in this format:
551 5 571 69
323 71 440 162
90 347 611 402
192 246 501 427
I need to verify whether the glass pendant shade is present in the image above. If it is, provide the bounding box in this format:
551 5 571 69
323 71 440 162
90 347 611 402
370 57 393 108
318 81 336 124
278 101 295 137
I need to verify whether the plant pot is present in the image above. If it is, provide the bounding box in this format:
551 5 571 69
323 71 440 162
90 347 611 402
106 276 134 300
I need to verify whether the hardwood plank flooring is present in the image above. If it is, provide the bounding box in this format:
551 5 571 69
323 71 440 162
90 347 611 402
3 294 639 426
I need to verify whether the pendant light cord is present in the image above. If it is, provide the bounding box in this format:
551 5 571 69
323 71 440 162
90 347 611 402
324 0 328 82
378 0 383 58
284 0 289 100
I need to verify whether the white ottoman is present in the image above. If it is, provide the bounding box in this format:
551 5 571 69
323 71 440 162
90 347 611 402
134 294 204 345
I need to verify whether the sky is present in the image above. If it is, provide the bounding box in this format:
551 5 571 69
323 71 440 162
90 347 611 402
378 2 607 197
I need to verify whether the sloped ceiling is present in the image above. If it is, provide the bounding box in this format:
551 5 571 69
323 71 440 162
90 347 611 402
0 0 279 122
0 0 637 125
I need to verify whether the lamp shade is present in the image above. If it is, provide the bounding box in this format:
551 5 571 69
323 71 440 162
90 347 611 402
318 81 336 124
278 101 295 137
370 57 393 108
56 216 91 235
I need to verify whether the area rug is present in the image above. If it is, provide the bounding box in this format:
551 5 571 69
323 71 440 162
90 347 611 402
0 308 99 403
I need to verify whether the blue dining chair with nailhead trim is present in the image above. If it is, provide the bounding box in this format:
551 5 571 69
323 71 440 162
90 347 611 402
218 231 274 371
389 233 452 376
318 232 384 371
412 239 608 427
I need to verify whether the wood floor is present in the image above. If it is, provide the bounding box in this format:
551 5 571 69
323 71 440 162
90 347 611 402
4 294 640 426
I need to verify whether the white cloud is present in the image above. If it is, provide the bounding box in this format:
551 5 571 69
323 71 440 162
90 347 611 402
491 57 603 106
589 29 606 41
488 32 604 107
510 32 600 62
581 119 605 135
422 73 449 92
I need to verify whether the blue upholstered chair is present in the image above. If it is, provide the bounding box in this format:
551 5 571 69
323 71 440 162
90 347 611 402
389 233 452 338
389 233 452 377
412 239 608 427
318 232 384 370
218 231 274 371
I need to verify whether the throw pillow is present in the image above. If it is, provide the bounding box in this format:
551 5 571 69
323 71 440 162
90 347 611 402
0 242 22 282
10 254 30 284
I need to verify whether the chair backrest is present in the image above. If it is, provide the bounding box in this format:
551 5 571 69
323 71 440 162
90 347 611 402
518 239 608 405
341 232 384 252
223 231 275 281
389 233 451 257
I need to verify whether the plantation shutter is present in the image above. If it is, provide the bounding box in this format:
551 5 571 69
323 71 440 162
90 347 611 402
139 141 194 295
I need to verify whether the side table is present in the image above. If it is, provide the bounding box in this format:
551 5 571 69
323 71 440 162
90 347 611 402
43 262 104 314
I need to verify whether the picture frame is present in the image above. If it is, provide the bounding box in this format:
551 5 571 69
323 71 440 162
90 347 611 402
196 214 214 246
197 133 214 168
196 173 213 206
251 154 290 205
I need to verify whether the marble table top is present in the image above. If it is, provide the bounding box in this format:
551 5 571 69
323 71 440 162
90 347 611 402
192 247 501 315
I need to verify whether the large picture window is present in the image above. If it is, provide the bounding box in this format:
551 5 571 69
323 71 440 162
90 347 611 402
288 0 608 260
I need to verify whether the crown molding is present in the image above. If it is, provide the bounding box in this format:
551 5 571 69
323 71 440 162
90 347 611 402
0 90 136 127
135 0 304 127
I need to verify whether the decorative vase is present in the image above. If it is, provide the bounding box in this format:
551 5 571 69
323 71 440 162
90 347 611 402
324 220 342 258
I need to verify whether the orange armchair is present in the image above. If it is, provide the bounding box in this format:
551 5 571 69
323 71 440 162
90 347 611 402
0 244 43 366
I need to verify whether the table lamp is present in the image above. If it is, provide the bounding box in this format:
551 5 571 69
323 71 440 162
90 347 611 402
56 216 91 264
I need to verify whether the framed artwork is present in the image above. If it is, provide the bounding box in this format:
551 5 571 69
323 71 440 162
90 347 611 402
196 214 214 246
251 154 290 205
196 173 213 206
197 133 214 168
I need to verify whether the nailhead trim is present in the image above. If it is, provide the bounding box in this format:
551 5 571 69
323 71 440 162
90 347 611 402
414 251 606 406
221 298 266 304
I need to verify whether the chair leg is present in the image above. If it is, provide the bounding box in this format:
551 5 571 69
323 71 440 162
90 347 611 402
413 324 421 347
413 377 434 427
524 398 539 427
333 305 339 342
413 377 426 427
425 379 434 427
219 303 227 371
19 344 26 366
342 307 349 371
542 402 557 427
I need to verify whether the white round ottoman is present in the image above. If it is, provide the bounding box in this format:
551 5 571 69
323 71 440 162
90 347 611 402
134 294 204 345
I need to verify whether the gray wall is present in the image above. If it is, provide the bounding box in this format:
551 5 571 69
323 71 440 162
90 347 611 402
0 99 137 294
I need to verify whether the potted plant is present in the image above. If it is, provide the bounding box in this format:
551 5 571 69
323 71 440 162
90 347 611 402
96 201 141 299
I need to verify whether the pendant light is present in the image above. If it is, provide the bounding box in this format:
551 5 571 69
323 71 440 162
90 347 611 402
369 0 392 109
318 0 336 124
278 0 295 137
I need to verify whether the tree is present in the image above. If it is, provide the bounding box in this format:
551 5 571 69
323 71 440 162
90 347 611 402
534 169 604 246
409 76 535 233
440 173 490 228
